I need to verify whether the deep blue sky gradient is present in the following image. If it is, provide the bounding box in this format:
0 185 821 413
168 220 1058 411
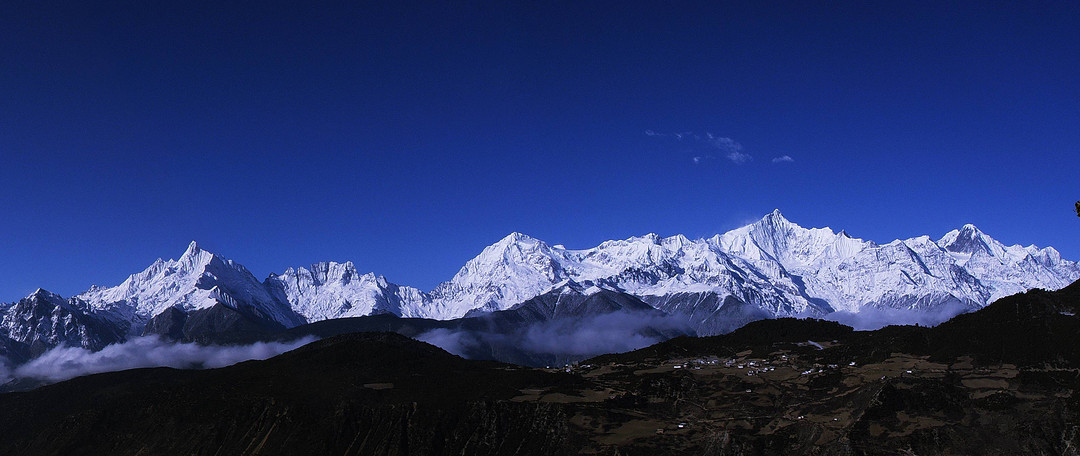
2 1 1078 302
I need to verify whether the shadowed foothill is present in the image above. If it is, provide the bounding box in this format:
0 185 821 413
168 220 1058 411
1 280 1079 455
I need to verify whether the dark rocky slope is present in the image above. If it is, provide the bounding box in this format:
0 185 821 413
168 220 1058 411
0 333 582 455
2 281 1080 455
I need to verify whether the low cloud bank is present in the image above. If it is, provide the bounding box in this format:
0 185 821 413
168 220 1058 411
0 336 317 385
519 312 688 356
419 311 690 361
823 301 971 331
416 328 488 358
0 358 11 385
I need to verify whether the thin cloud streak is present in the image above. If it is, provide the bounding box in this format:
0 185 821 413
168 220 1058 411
772 155 794 163
418 311 690 360
725 150 752 164
645 130 693 140
705 133 752 164
646 130 754 164
0 336 318 385
821 302 971 331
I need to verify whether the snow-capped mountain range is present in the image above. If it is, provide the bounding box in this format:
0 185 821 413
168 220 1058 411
2 210 1077 353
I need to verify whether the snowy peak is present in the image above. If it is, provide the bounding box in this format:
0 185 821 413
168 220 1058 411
717 210 867 267
1032 246 1063 265
464 232 567 281
481 232 552 259
455 232 562 279
426 211 1076 326
590 234 674 270
759 208 793 229
77 242 303 331
748 210 801 256
425 232 571 318
661 233 692 250
931 224 1077 300
17 288 81 316
938 224 1000 257
273 261 373 293
6 211 1078 343
26 288 66 305
730 209 799 256
499 231 534 245
1 288 123 351
177 240 216 270
268 261 426 321
182 240 201 256
303 261 367 286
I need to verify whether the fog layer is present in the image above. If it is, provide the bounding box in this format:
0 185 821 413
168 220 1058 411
418 311 690 361
1 336 317 385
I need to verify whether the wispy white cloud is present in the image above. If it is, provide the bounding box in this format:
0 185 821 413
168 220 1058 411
645 130 693 141
418 311 690 359
1 336 317 385
691 154 717 165
771 155 794 163
647 130 753 164
822 302 971 331
703 133 753 164
725 150 752 164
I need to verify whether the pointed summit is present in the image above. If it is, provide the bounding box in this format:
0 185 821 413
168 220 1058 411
481 232 548 258
939 224 994 255
177 240 217 270
753 209 798 234
76 240 305 330
765 208 788 220
757 209 795 228
497 232 536 245
26 288 64 302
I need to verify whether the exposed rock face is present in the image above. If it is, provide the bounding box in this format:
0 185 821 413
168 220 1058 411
0 289 123 356
142 302 287 344
0 335 29 365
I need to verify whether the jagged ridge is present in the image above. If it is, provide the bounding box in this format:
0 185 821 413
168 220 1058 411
2 211 1077 354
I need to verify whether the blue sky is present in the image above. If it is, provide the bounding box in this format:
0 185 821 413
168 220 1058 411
1 1 1077 302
